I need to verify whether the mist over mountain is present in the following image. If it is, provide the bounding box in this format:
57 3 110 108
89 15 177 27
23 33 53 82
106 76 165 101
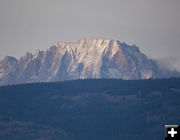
0 38 179 86
155 56 180 72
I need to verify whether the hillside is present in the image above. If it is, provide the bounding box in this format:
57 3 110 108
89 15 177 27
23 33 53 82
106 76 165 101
0 78 180 140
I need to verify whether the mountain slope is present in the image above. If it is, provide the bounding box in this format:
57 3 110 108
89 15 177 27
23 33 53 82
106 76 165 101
0 38 178 85
0 79 180 140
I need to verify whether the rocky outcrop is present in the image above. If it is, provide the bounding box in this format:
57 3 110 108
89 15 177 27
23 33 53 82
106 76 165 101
0 38 178 86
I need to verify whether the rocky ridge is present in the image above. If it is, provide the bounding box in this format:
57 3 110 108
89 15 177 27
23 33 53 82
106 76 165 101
0 38 178 85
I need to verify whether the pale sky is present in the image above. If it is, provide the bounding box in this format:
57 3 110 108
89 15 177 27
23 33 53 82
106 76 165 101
0 0 180 69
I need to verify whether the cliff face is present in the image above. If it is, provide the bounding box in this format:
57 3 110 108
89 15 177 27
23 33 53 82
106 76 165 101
0 38 177 85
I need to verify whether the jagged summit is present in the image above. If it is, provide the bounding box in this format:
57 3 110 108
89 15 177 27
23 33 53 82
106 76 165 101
2 56 17 62
0 38 178 86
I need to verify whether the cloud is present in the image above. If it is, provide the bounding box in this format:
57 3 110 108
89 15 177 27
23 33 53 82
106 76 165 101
155 57 180 72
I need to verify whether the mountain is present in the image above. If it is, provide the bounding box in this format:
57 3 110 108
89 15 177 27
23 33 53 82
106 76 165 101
0 78 180 140
0 38 178 86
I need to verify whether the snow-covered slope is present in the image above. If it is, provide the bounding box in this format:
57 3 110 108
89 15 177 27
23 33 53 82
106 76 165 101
0 38 178 86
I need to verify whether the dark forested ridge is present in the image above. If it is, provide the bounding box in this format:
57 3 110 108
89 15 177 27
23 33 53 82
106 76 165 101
0 78 180 140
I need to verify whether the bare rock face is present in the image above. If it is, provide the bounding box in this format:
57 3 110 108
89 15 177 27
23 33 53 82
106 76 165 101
0 38 178 86
0 56 18 85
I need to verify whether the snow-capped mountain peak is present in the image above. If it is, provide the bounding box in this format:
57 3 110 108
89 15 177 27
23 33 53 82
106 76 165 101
0 38 179 86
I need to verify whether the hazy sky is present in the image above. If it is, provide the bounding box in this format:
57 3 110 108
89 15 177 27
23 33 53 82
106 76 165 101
0 0 180 68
